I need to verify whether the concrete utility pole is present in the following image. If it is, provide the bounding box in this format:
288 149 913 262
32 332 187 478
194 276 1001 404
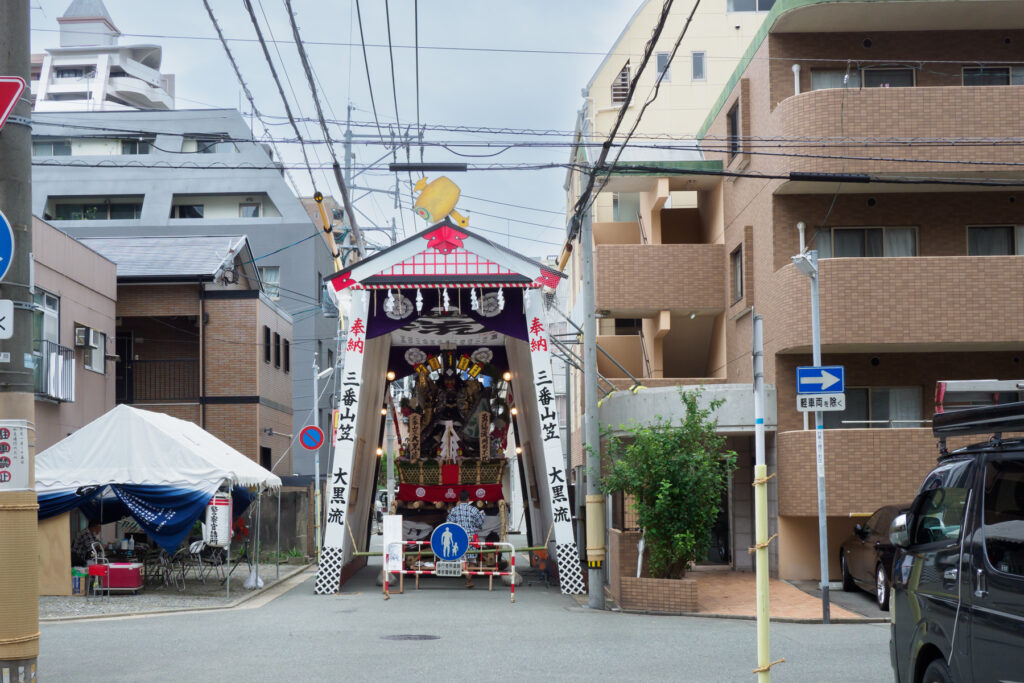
752 314 773 680
0 0 39 678
312 353 323 564
581 205 605 609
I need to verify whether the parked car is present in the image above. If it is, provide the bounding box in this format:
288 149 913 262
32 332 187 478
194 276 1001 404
889 402 1024 683
840 503 908 610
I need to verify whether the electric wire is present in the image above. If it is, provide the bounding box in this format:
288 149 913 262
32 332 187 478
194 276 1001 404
354 0 387 146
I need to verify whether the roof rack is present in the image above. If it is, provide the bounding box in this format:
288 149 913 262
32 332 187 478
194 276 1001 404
932 400 1024 439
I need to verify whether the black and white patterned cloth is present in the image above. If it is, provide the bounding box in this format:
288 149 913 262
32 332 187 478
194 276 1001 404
446 503 485 538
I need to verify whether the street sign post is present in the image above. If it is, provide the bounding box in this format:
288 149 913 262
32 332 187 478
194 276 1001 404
0 300 12 340
0 208 14 283
796 393 845 412
796 365 845 394
299 425 325 451
0 77 26 133
430 522 469 562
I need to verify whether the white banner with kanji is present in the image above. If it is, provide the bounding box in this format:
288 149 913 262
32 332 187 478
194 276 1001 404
524 291 586 595
315 289 369 595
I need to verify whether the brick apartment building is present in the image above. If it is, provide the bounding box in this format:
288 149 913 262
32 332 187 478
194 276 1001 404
568 0 1024 582
78 235 295 474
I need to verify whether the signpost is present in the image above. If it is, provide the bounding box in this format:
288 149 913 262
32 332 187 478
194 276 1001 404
796 366 846 413
430 522 469 577
0 300 12 341
299 425 325 451
0 208 14 284
0 77 25 134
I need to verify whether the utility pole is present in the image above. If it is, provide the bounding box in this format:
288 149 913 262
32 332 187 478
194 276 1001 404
581 204 605 609
0 0 39 678
311 353 323 564
752 314 773 680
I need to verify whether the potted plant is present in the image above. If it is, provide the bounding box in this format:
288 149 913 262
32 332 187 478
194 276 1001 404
601 388 736 612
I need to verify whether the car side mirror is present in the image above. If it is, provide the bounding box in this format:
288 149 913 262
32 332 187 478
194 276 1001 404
854 523 864 537
890 513 910 547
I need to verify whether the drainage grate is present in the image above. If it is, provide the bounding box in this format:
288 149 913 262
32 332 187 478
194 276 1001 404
381 635 441 641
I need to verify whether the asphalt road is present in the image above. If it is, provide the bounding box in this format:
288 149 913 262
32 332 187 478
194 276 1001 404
39 565 893 682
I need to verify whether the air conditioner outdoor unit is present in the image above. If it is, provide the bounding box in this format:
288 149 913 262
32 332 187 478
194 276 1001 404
88 329 102 349
74 326 90 347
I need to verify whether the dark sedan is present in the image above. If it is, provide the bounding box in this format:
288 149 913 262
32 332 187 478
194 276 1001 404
839 504 908 611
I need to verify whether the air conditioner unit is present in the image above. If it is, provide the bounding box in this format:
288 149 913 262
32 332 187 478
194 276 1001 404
88 329 102 349
74 326 90 347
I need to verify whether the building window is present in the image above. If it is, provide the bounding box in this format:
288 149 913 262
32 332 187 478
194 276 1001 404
862 68 915 88
84 330 106 374
33 289 60 345
815 227 917 258
33 140 71 156
274 332 281 368
810 69 861 91
258 266 281 299
121 139 151 155
194 138 235 154
327 348 333 374
260 446 272 471
54 68 92 79
691 52 706 81
823 386 923 429
239 203 261 218
614 318 642 335
53 201 142 220
968 226 1024 255
726 103 740 160
263 326 271 363
611 193 640 222
283 340 290 373
656 53 671 82
963 66 1024 86
611 61 630 104
170 204 204 218
727 0 775 11
730 246 743 303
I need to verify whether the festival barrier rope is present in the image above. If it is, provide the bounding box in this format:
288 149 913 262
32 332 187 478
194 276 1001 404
0 504 39 511
751 472 776 487
752 657 786 674
0 632 41 646
748 533 779 555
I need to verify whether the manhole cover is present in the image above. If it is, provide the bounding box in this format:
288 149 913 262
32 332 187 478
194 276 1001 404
381 635 440 641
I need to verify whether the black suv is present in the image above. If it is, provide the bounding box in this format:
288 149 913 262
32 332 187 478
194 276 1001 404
889 402 1024 682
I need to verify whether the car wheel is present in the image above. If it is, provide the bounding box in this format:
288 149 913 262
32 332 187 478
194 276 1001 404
841 554 856 592
921 658 952 683
875 563 890 611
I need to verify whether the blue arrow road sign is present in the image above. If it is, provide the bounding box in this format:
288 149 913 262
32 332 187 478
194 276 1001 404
797 365 845 394
431 522 470 562
0 209 14 284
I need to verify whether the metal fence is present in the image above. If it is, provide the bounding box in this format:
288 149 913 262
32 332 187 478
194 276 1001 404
34 339 75 402
119 359 200 402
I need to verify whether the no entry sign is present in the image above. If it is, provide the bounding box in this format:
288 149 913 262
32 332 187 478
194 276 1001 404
299 425 325 450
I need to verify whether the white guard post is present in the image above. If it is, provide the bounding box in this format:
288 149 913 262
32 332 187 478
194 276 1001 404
315 289 370 595
524 291 586 595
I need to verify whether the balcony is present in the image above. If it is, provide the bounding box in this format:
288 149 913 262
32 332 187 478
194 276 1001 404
774 86 1024 181
116 358 199 404
34 340 75 402
594 243 725 316
770 255 1024 353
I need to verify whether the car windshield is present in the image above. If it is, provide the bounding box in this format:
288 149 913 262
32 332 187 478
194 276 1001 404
983 459 1024 576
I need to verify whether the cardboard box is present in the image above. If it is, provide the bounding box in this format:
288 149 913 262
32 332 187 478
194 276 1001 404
71 568 87 596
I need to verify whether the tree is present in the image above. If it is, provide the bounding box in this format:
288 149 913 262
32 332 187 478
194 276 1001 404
601 388 736 579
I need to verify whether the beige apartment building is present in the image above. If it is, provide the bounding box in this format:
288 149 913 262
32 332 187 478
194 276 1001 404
31 217 117 451
569 0 1024 583
78 235 295 475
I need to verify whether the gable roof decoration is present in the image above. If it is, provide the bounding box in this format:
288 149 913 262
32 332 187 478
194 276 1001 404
324 217 566 297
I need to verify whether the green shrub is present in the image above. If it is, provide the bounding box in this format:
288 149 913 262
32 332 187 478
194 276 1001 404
601 388 736 579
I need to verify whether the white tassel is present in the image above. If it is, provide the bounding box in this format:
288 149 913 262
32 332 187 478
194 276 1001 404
443 287 450 312
497 287 505 312
384 288 395 313
470 287 479 312
416 288 423 313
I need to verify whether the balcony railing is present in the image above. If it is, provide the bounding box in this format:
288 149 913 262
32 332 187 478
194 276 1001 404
34 340 75 402
117 358 199 403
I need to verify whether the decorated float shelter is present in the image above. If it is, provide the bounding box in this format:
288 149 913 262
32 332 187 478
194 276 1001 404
314 217 585 596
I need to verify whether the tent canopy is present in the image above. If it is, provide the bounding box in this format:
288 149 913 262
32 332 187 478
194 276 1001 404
36 404 281 493
36 405 280 553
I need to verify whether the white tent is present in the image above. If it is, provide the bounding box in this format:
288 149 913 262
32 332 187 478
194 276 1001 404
36 404 281 495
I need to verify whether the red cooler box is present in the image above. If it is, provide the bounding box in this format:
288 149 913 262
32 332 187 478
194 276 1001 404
103 562 144 592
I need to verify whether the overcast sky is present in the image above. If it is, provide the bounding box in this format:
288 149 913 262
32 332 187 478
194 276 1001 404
30 0 643 258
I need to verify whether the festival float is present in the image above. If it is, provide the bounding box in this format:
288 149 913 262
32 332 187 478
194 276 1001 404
314 178 585 597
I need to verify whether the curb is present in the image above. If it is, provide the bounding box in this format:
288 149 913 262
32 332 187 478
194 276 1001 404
613 607 889 623
41 564 314 623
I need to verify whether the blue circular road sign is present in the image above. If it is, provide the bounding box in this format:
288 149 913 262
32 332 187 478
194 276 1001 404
299 425 324 450
431 522 469 562
0 209 14 284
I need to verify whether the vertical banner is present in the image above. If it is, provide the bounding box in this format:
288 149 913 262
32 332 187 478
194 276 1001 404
524 291 586 595
0 420 31 491
315 289 369 595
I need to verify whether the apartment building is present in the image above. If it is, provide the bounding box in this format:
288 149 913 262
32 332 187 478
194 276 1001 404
77 235 294 474
30 217 117 451
30 0 175 112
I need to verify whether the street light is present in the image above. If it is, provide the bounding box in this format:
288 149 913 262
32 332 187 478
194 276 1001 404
790 246 831 624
